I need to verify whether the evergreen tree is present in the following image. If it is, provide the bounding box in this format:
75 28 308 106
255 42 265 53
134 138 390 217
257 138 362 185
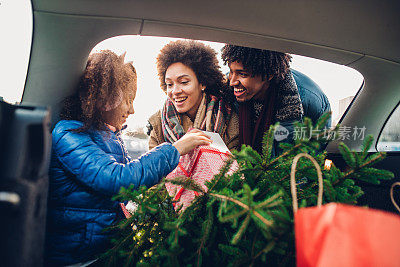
103 113 394 266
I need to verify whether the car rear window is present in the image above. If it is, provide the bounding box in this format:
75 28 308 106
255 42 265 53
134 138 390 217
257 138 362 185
90 35 364 157
0 0 33 104
377 103 400 152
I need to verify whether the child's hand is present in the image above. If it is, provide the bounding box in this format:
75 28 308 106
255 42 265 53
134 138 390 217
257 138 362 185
172 129 211 155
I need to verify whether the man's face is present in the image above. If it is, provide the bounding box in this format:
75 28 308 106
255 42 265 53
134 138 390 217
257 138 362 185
228 61 271 102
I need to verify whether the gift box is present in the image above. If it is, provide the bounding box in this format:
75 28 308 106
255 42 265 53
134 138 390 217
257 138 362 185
165 145 238 211
120 201 138 219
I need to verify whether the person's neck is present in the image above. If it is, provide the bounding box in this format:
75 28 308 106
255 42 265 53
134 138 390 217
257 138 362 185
105 123 117 132
187 110 196 122
253 81 271 102
186 92 204 121
253 89 268 102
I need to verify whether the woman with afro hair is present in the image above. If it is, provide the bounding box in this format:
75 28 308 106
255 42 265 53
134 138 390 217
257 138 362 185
45 50 211 266
148 40 239 151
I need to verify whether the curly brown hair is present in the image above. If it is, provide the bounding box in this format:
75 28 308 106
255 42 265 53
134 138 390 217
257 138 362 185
156 40 230 100
60 50 137 132
221 44 292 82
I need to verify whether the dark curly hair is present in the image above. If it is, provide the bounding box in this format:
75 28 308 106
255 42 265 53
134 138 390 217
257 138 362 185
221 45 292 82
156 40 229 100
60 50 137 132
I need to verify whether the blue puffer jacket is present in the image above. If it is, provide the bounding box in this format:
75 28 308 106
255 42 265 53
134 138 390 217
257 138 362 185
45 120 180 266
292 69 331 126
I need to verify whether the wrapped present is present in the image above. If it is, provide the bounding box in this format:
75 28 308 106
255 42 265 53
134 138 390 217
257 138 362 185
119 201 138 219
165 145 238 211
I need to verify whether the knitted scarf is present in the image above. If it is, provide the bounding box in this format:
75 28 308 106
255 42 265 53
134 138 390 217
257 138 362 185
239 72 304 153
161 94 232 143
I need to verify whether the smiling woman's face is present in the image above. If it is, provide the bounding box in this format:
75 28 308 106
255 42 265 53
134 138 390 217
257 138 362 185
165 62 204 120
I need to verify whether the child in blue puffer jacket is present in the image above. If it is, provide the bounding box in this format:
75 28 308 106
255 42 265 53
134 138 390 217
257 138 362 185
45 50 211 266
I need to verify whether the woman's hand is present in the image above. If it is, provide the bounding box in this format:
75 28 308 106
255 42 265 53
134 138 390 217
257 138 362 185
173 129 211 155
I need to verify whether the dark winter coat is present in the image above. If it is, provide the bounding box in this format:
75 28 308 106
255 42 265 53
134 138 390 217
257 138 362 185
45 120 180 266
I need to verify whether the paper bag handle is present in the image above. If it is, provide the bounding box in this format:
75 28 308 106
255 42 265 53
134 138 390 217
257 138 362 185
390 182 400 213
290 153 323 213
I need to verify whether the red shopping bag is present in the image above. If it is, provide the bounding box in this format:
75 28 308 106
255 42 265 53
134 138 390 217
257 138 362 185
165 145 238 211
291 153 400 267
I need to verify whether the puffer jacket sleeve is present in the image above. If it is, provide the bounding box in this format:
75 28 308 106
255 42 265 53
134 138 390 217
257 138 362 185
52 121 180 197
292 69 332 127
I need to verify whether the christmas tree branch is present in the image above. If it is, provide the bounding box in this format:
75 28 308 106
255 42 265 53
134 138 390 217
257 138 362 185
253 240 275 261
207 159 233 192
278 164 317 183
209 193 273 227
195 206 213 267
106 114 394 266
335 152 385 184
265 143 302 167
103 227 136 265
254 191 283 209
250 233 258 259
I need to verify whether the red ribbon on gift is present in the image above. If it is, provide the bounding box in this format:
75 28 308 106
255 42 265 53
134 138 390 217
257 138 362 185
120 203 132 219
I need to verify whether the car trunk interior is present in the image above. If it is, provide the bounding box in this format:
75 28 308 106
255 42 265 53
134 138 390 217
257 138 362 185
2 0 399 265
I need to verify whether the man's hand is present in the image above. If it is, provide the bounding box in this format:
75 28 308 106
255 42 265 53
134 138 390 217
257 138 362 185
173 129 211 155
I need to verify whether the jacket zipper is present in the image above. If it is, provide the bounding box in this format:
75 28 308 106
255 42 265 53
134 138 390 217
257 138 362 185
115 132 127 163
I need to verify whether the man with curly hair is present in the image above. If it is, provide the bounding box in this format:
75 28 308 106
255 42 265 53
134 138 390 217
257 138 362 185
148 40 239 151
221 45 331 155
